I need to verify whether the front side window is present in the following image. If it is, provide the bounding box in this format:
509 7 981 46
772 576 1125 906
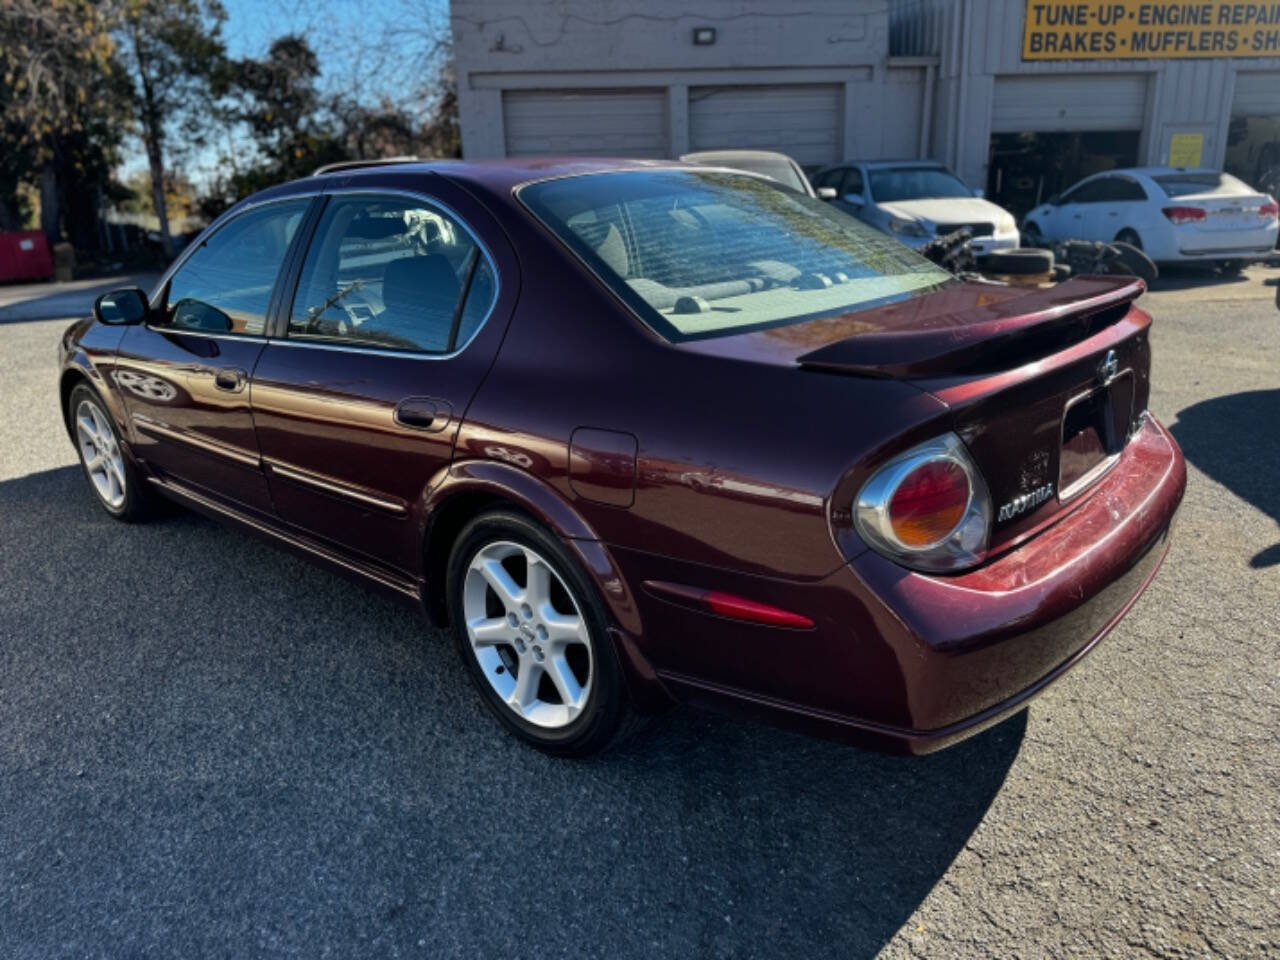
840 168 865 197
162 199 309 334
288 195 493 353
519 170 952 341
868 167 972 202
1062 179 1109 204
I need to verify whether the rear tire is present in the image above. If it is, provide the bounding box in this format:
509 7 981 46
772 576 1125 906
445 510 638 757
1115 229 1143 250
67 383 154 522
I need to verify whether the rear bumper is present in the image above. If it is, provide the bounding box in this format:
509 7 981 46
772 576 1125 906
636 415 1185 754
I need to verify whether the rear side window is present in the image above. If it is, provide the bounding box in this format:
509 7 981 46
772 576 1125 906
162 199 309 335
1112 178 1148 202
1155 172 1249 198
288 195 495 353
520 170 951 341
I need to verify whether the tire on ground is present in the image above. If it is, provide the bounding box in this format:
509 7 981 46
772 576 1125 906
978 247 1054 276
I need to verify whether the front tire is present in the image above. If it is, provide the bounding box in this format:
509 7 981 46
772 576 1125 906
67 383 153 522
445 510 635 756
1218 259 1245 276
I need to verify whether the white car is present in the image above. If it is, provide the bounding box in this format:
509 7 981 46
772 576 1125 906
1022 167 1279 271
810 161 1020 255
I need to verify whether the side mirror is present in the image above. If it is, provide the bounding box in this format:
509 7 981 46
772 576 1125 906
93 287 149 325
841 193 865 207
1047 193 1062 206
816 186 838 200
973 188 985 198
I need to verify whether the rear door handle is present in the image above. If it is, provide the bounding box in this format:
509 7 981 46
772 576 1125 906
214 368 247 392
395 396 452 432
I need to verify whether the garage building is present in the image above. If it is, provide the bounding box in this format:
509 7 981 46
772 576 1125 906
451 0 1280 215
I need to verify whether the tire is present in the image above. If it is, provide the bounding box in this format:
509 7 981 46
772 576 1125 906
1022 221 1045 247
1111 241 1159 285
1218 259 1245 276
1115 229 1143 250
445 509 637 757
67 383 154 522
978 247 1054 276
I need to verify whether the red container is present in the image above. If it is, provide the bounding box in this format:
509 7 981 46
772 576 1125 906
0 231 55 282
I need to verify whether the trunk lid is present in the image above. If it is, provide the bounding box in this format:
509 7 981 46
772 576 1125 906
793 275 1152 555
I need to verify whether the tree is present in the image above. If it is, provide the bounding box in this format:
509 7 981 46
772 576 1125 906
0 0 126 245
116 0 225 256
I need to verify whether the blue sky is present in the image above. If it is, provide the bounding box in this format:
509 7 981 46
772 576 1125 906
122 0 450 185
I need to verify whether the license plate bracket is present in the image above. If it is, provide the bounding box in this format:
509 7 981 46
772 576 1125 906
1059 371 1134 500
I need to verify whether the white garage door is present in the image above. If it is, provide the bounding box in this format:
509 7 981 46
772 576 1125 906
502 89 668 158
689 84 842 168
991 75 1147 133
1232 71 1280 116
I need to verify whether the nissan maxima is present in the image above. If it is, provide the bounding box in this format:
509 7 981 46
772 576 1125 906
59 158 1185 756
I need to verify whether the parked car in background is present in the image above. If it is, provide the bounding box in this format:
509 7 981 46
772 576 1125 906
60 158 1183 758
679 149 816 196
811 160 1020 255
1022 167 1279 272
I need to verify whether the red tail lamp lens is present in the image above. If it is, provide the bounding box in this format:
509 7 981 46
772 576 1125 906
1161 206 1207 224
1260 198 1279 219
887 459 971 548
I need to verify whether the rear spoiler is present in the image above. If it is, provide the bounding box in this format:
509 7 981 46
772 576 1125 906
797 276 1146 379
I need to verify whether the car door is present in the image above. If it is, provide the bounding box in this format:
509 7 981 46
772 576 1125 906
249 181 515 576
1094 175 1149 241
1047 178 1109 240
114 196 313 514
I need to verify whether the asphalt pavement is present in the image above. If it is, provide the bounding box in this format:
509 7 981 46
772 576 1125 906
0 267 1276 958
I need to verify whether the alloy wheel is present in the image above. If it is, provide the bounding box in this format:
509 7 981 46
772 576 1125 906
462 540 594 729
75 398 127 510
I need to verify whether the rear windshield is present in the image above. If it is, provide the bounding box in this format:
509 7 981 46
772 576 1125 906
518 170 952 341
869 167 973 202
1155 172 1250 198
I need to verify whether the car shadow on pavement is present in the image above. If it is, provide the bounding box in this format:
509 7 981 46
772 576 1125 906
0 466 1023 959
1170 389 1280 568
1146 264 1251 293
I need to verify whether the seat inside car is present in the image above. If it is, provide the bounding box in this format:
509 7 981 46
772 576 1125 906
377 253 460 350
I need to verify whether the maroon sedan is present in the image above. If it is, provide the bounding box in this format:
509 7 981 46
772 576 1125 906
58 159 1184 756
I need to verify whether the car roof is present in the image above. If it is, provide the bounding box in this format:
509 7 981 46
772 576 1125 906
680 150 797 162
1085 166 1221 179
309 156 694 194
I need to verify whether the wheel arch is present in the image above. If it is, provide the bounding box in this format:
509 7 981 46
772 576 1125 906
419 461 671 712
419 459 603 627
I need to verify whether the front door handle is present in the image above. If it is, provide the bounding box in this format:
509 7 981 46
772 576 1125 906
214 368 247 392
395 396 452 433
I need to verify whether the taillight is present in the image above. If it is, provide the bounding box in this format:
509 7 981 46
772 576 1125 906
1260 197 1279 220
1162 206 1207 225
888 460 970 548
855 433 992 572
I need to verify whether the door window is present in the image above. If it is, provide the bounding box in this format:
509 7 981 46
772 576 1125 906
287 195 494 354
839 167 865 197
161 199 309 335
1061 179 1111 204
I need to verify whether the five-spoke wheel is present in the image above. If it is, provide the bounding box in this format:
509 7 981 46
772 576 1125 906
74 397 128 509
447 511 635 755
463 540 594 729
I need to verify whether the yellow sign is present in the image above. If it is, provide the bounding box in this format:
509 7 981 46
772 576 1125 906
1023 2 1280 59
1168 132 1205 165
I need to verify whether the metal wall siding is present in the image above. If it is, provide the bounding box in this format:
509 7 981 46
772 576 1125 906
990 74 1148 132
1232 72 1280 116
688 85 843 167
502 89 669 158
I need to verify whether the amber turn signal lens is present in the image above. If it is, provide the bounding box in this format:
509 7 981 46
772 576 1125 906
887 459 970 548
